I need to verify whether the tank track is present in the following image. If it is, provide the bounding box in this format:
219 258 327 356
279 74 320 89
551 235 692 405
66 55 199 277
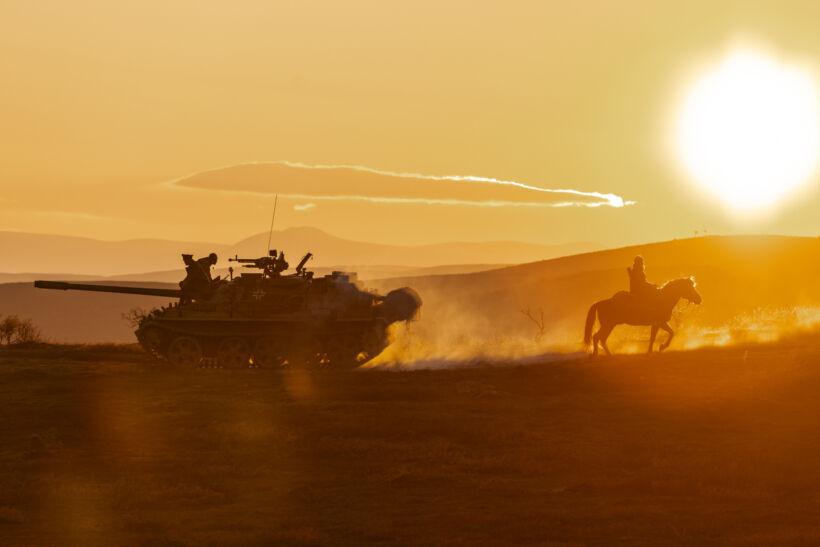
136 318 388 369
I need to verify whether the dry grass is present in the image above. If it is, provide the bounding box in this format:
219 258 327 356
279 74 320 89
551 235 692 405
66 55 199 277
2 339 820 544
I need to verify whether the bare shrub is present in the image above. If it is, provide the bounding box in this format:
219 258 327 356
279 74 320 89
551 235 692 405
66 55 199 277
13 319 41 344
0 315 21 345
520 308 546 343
0 316 43 344
122 308 152 328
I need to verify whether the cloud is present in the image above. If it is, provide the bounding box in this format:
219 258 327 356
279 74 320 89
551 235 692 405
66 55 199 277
165 161 634 208
293 203 316 211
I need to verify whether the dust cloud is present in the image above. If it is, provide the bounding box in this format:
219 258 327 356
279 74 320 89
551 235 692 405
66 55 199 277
673 305 820 349
365 302 820 370
364 322 585 370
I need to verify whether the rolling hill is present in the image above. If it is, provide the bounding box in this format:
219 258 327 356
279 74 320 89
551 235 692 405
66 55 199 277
2 235 819 348
367 234 820 361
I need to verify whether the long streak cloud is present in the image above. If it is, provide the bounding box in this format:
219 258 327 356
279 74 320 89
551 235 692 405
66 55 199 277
165 161 634 208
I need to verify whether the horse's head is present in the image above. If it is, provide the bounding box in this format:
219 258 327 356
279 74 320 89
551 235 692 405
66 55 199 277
662 276 702 305
683 276 702 305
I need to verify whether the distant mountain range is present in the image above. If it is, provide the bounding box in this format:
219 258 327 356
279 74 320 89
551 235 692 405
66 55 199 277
0 227 602 278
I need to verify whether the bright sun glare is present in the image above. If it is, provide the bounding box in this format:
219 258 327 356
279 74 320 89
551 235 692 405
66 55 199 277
676 47 820 212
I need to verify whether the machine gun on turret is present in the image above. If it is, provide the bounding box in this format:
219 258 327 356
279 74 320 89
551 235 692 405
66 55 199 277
229 250 313 279
229 250 284 278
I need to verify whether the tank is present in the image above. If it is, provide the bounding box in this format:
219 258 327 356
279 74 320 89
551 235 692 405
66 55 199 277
34 250 421 369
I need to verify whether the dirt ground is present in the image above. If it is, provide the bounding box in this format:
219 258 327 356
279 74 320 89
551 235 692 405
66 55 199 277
2 340 820 545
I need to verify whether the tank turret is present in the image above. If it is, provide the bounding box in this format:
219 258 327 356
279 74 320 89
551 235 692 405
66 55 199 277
34 250 421 369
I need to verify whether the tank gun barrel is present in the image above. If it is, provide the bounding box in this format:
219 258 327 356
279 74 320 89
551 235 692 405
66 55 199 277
34 280 182 298
228 256 259 264
229 255 274 267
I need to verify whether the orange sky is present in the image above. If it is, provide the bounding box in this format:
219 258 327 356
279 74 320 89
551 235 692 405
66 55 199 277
3 1 820 247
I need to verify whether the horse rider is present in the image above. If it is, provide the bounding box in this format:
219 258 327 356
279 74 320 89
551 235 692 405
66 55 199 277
627 255 657 302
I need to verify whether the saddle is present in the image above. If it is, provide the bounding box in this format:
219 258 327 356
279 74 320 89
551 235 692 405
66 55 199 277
615 286 661 322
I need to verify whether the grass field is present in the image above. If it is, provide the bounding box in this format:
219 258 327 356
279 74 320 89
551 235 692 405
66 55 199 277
2 339 820 545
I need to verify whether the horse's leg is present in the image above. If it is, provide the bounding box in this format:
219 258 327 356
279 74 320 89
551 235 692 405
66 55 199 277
599 325 614 356
648 325 658 354
659 322 674 351
592 329 600 357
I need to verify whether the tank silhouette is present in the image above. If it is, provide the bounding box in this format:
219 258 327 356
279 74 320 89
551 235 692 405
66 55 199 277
34 250 421 368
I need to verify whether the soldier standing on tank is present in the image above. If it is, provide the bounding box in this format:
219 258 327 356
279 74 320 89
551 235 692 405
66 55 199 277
274 251 288 275
179 252 219 303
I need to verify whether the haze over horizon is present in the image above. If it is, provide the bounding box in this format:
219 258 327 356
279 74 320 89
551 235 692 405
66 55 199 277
5 2 820 247
0 225 606 276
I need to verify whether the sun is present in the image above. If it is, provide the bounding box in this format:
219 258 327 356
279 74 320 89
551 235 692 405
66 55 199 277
675 47 820 212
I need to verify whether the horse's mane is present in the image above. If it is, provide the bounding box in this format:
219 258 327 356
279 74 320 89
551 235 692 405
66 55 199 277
660 276 695 290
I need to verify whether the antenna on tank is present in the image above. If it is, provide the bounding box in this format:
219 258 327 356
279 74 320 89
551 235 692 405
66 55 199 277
266 194 279 253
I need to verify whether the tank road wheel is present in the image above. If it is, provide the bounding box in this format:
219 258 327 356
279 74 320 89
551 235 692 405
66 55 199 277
288 350 322 369
286 342 323 368
252 339 286 368
288 333 325 368
216 337 251 369
325 335 360 369
137 326 166 359
167 336 203 367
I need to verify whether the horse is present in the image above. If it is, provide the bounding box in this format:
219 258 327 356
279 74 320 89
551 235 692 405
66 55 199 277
584 277 702 356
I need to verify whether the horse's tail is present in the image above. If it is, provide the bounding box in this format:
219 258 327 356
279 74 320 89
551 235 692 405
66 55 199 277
584 302 600 345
